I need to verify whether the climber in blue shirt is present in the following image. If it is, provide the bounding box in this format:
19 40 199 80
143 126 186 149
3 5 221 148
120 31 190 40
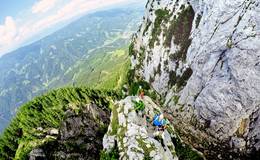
153 113 168 131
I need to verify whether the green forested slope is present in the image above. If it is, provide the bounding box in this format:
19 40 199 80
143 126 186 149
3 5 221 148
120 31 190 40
0 87 120 159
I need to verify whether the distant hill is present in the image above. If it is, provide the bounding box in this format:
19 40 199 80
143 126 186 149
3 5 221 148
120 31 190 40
0 6 143 132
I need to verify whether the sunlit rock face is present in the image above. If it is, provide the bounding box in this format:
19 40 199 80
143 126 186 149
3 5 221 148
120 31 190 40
103 96 179 160
131 0 260 158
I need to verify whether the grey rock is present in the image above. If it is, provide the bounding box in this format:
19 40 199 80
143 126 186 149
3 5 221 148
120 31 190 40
230 137 246 150
103 96 178 160
131 0 260 158
150 150 156 157
103 134 116 151
32 103 110 160
29 148 46 160
48 128 59 136
36 127 43 131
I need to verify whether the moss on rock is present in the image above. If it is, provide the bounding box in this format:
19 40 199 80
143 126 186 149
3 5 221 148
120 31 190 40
165 5 195 61
149 9 171 48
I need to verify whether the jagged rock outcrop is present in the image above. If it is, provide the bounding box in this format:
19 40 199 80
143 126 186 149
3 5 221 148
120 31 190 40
131 0 260 159
29 103 110 160
102 96 203 160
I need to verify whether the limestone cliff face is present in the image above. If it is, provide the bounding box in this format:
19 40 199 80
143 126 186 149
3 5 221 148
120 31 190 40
131 0 260 158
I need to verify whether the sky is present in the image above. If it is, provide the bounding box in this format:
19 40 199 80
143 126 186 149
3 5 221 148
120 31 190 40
0 0 140 56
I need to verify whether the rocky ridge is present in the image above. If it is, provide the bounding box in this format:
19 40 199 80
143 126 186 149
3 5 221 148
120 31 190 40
29 103 110 160
102 96 203 160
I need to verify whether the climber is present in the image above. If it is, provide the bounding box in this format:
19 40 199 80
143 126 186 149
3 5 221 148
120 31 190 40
152 113 169 131
139 88 145 99
136 86 145 99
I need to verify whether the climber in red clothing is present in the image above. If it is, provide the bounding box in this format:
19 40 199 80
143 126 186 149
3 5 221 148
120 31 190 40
137 86 145 99
139 89 145 99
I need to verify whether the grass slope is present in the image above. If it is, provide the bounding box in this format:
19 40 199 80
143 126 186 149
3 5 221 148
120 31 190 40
66 48 130 90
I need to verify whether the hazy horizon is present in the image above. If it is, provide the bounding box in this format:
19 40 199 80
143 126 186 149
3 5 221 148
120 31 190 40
0 0 143 56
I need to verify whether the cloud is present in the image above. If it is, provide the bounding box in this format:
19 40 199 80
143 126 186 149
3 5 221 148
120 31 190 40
0 0 137 56
33 0 127 30
32 0 58 14
0 16 17 47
